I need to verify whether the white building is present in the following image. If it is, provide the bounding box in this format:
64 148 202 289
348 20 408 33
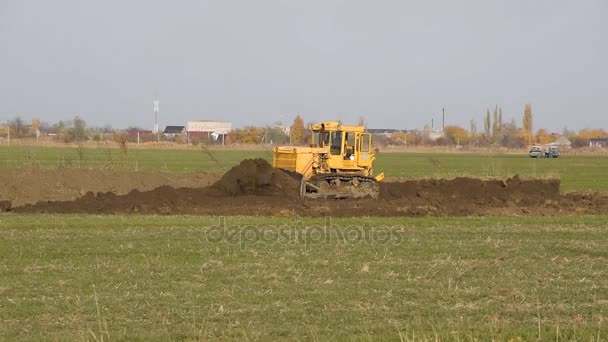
187 121 232 144
187 121 232 134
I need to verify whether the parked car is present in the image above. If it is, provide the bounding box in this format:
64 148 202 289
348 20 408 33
529 146 542 158
544 146 560 158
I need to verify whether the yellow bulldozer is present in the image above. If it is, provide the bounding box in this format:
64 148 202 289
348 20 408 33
273 121 384 199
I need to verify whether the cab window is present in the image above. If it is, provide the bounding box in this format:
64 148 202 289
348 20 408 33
344 133 355 159
361 134 370 152
330 131 342 155
312 131 329 146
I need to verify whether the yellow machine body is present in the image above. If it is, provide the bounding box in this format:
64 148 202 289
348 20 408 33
272 121 384 198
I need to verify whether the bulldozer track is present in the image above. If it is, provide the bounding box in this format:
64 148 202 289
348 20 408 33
302 173 379 199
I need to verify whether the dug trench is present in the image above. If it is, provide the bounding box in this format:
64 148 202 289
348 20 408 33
6 159 608 216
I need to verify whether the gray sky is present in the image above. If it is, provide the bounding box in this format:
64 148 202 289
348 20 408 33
1 0 607 132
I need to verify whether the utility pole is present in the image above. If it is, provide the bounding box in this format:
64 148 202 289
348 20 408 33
7 124 10 147
442 108 445 132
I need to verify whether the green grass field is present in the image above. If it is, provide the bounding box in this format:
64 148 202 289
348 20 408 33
1 145 608 190
1 215 607 340
2 146 608 339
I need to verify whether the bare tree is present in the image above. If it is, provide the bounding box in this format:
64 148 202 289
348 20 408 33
357 116 366 128
498 107 503 128
492 106 500 143
10 117 27 138
72 116 87 141
112 131 129 161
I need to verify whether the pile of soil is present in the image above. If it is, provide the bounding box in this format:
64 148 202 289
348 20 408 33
210 158 299 198
6 159 608 216
10 159 301 215
378 175 561 215
380 175 560 202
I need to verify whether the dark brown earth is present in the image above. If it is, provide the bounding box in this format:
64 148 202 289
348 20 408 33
6 158 608 216
0 168 219 206
210 158 300 198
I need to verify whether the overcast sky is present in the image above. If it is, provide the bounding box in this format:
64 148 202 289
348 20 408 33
1 0 607 132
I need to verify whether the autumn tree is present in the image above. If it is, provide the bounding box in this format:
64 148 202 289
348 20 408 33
535 128 552 145
523 103 533 145
228 126 262 144
290 115 305 145
388 131 408 145
571 128 608 148
405 132 421 145
241 127 262 144
444 125 469 145
576 128 607 140
32 119 40 137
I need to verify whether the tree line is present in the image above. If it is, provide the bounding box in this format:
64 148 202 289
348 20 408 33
1 107 606 148
1 116 90 142
381 104 605 148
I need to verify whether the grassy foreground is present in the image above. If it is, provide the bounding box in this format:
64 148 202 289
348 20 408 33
2 145 608 190
1 215 607 340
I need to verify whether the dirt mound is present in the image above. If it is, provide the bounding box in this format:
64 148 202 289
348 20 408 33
373 176 561 216
13 186 302 216
12 160 300 215
7 164 608 217
0 168 219 206
380 176 560 202
19 186 210 215
210 159 299 198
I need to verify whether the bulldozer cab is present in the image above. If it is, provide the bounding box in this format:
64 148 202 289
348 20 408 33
309 122 374 175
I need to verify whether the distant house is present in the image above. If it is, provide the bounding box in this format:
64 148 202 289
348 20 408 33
589 138 608 147
163 126 186 138
550 136 572 149
127 128 152 138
